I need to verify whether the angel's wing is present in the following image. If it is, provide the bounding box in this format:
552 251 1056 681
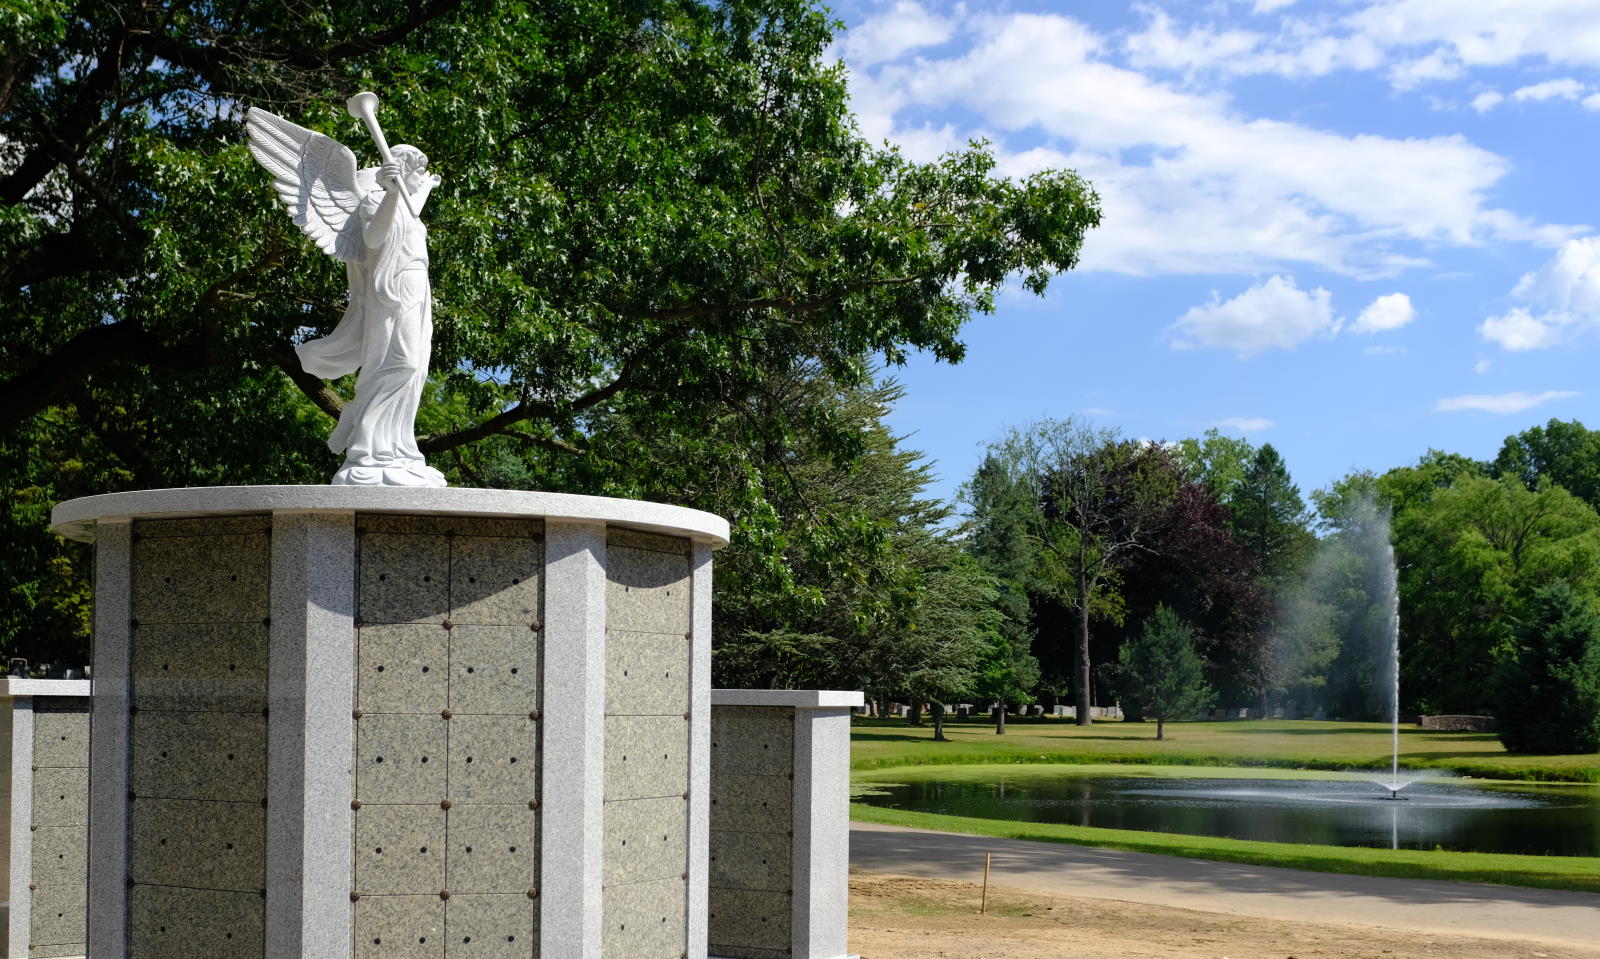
246 107 369 263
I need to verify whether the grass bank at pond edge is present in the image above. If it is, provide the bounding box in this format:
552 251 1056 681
850 718 1600 782
849 804 1600 894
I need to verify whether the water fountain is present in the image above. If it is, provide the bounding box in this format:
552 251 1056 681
1373 505 1409 801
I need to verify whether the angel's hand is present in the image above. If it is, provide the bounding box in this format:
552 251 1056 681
380 160 404 190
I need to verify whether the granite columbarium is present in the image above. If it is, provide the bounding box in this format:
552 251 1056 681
44 92 858 959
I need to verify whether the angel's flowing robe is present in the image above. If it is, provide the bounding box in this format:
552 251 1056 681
295 184 443 486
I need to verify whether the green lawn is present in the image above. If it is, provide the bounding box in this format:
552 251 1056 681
851 717 1600 782
847 718 1600 892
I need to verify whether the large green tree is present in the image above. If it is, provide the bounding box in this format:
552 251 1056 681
0 0 1100 654
1494 580 1600 755
1117 604 1213 740
1395 475 1600 713
1495 419 1600 510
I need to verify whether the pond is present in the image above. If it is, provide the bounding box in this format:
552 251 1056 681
853 767 1600 856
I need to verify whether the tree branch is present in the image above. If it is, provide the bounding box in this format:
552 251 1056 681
267 343 345 420
416 352 642 454
637 275 923 322
0 321 207 433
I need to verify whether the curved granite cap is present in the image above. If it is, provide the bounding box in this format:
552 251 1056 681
50 485 730 547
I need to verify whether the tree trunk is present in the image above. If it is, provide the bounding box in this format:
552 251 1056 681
995 704 1007 735
1156 717 1165 740
910 701 924 726
1075 571 1094 726
932 703 947 742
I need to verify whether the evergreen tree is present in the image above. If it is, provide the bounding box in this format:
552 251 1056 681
1495 581 1600 755
1230 444 1311 584
1117 605 1214 740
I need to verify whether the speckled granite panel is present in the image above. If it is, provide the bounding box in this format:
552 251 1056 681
360 515 542 538
707 888 790 953
135 515 270 538
708 774 791 834
354 804 446 895
604 529 689 554
710 708 793 777
601 876 686 959
605 545 690 635
131 528 269 624
353 894 445 959
443 894 536 958
603 715 688 801
31 767 88 826
602 796 687 887
446 805 537 894
451 535 543 626
358 625 449 713
130 710 267 802
604 633 688 716
32 708 89 767
29 882 86 946
355 714 448 804
131 623 269 712
129 798 265 892
447 714 538 804
25 942 86 958
128 885 264 959
708 829 790 892
447 626 540 714
30 825 88 886
359 532 450 625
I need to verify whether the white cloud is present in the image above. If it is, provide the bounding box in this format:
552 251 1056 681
1435 391 1580 414
838 1 953 68
1346 1 1600 72
1470 90 1504 112
1585 93 1600 111
1481 237 1600 350
1389 49 1463 90
1352 292 1416 333
1171 275 1336 357
1512 78 1585 102
1364 344 1407 355
1216 416 1275 431
1252 0 1297 12
846 9 1572 278
1474 357 1492 373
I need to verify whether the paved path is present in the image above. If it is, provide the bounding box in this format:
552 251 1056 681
851 822 1600 949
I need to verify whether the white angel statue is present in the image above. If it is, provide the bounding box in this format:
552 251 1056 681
246 95 448 487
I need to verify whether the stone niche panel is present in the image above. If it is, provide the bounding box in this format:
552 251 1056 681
129 797 266 892
602 795 687 887
355 714 448 805
30 825 87 887
451 533 543 626
443 894 537 959
446 805 537 895
446 714 538 805
31 766 88 827
31 707 89 767
29 883 87 949
603 715 688 801
707 888 791 954
709 773 792 834
358 625 450 713
604 633 688 716
449 626 541 715
708 829 790 892
131 623 269 712
710 707 793 778
130 709 267 802
131 517 269 625
601 876 686 959
354 804 447 896
605 531 690 636
353 894 445 959
359 529 450 626
128 885 264 959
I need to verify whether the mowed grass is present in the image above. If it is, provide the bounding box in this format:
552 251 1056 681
849 802 1600 894
850 717 1600 782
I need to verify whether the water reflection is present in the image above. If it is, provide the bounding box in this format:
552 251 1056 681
854 774 1600 856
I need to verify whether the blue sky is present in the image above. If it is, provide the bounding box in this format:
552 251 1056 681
829 0 1600 512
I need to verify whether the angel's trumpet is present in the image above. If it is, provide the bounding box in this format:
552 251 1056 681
347 91 418 217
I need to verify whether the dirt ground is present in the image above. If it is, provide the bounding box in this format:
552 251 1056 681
848 872 1600 959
